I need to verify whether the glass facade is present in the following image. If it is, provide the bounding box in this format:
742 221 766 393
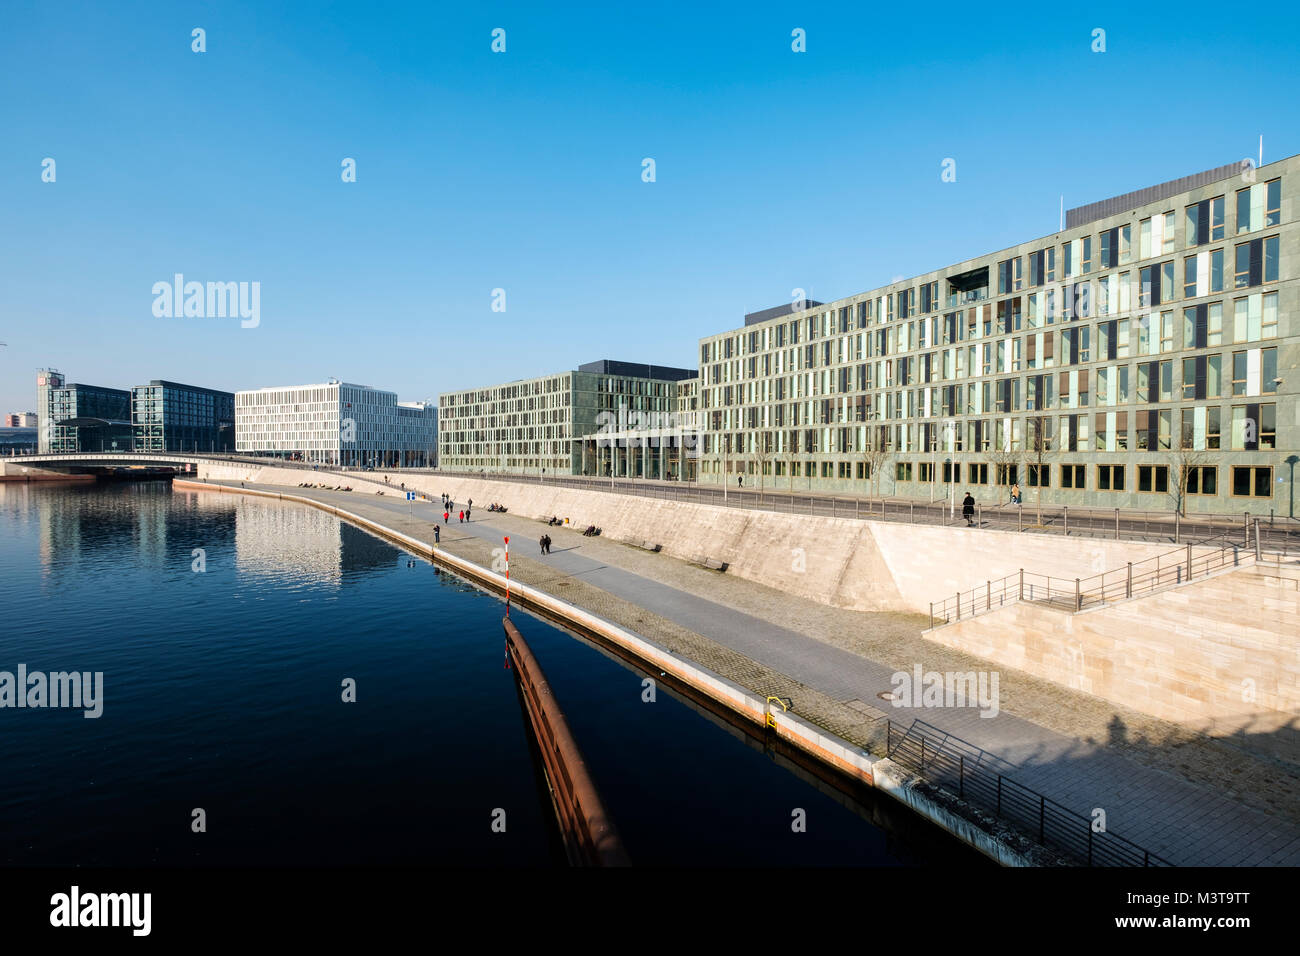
132 381 235 453
36 370 132 453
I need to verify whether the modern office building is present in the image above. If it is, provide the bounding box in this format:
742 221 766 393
235 381 437 467
132 381 235 453
438 359 697 478
5 413 38 428
0 427 37 455
36 370 132 453
694 156 1297 514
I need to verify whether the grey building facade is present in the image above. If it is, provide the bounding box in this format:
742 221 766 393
438 359 697 478
235 381 437 467
695 156 1297 515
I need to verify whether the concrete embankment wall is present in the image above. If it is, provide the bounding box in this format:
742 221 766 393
927 562 1300 740
208 465 1179 615
0 462 96 481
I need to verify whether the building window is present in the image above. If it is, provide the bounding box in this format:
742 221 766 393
1186 466 1217 496
918 461 934 482
1137 464 1169 493
1265 178 1281 227
1060 464 1085 489
967 462 988 484
1231 403 1276 450
1182 354 1222 400
1182 304 1222 351
1097 464 1126 491
1027 463 1050 487
1234 235 1278 288
1232 352 1247 395
1185 196 1225 246
1231 466 1273 498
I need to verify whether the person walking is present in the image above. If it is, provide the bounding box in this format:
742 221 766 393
737 475 743 488
1011 482 1021 505
433 525 440 544
458 510 464 523
962 492 976 527
443 510 449 525
539 535 547 555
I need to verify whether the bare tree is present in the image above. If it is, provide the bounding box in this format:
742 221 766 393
859 427 892 498
1026 416 1055 527
752 431 774 494
1168 424 1216 516
989 447 1021 503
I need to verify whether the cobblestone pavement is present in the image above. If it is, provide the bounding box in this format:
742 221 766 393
208 480 1300 865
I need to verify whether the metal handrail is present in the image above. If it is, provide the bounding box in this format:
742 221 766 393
427 468 1298 554
886 721 1172 866
928 534 1253 627
24 453 1293 548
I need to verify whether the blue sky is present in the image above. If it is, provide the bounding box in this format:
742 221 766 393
2 0 1298 412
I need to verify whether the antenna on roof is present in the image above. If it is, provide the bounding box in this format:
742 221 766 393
1059 195 1064 232
1259 134 1264 168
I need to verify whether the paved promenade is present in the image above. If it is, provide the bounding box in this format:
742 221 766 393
200 478 1300 866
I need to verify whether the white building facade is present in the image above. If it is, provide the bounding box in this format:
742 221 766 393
235 381 437 467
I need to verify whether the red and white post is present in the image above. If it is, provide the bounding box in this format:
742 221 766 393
504 535 510 617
